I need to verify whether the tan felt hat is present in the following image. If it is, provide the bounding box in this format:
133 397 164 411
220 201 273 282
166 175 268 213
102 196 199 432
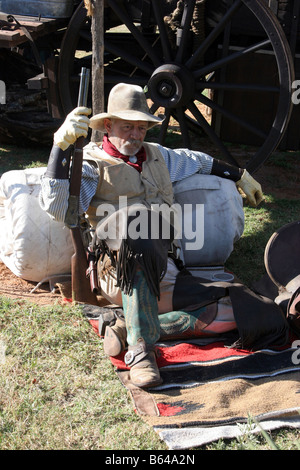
89 83 164 132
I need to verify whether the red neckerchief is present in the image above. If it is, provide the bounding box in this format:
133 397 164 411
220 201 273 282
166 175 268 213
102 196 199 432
102 135 146 173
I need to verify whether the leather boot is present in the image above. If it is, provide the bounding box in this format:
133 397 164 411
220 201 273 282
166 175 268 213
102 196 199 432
121 269 161 346
158 304 218 340
103 316 127 357
124 338 162 388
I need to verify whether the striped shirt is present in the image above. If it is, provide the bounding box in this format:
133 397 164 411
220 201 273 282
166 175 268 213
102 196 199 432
39 143 213 222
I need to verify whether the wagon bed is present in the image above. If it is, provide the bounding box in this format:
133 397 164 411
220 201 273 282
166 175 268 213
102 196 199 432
0 14 64 48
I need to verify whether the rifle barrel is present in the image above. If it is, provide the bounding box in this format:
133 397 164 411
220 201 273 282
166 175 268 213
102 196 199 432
68 66 98 304
77 67 90 108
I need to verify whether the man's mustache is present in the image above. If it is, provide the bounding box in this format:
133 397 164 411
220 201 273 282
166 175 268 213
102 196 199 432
125 139 141 145
120 139 142 156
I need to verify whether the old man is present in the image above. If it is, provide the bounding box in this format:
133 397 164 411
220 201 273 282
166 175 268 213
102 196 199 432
40 83 287 389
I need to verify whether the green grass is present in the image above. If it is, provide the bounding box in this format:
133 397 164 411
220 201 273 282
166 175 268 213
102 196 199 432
0 298 163 450
226 196 300 285
0 143 299 450
0 298 299 450
0 145 50 176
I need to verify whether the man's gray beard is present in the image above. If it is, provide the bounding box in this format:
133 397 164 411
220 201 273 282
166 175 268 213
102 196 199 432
119 140 142 156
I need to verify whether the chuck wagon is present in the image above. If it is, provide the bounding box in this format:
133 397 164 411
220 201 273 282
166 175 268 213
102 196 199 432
0 0 298 172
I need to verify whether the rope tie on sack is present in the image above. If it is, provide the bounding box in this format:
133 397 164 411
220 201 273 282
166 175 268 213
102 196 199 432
84 0 94 17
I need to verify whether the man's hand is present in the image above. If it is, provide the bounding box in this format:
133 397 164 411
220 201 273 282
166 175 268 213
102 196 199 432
236 170 263 207
54 107 92 151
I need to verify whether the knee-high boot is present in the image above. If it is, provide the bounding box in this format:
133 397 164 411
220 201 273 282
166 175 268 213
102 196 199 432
103 268 160 357
122 269 162 388
158 304 218 340
121 269 161 346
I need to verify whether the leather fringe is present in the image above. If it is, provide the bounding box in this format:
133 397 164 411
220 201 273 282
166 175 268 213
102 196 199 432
227 284 289 350
116 238 168 300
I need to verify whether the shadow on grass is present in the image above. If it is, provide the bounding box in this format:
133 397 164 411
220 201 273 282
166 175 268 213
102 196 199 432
226 197 300 286
0 144 51 176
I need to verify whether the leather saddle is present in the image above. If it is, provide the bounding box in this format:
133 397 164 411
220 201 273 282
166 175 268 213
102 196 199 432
264 221 300 336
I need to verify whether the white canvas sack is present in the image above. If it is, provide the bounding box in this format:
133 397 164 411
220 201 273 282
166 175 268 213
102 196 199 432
173 174 244 267
0 167 73 282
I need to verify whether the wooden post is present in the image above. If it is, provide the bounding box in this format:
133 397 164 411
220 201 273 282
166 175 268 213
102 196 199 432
86 0 104 143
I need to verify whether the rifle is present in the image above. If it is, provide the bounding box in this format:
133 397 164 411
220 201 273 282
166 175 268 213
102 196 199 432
65 67 99 306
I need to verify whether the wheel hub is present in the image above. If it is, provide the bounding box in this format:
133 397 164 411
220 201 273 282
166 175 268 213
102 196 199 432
147 63 195 108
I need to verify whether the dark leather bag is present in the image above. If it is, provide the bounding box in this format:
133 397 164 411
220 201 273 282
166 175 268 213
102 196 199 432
264 220 300 338
287 286 300 336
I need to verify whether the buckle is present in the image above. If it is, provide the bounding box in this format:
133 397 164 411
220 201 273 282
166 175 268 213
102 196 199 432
124 342 148 366
124 350 135 366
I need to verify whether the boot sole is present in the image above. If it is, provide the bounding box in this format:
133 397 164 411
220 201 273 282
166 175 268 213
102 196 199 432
130 376 163 388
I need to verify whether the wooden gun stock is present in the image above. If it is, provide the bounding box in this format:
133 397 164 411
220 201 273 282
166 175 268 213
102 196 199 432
66 67 99 306
70 226 98 305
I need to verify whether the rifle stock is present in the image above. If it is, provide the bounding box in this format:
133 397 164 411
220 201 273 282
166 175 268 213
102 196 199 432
66 67 99 306
70 226 99 305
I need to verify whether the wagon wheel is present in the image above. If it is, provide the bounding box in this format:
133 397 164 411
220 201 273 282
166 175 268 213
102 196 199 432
58 0 294 173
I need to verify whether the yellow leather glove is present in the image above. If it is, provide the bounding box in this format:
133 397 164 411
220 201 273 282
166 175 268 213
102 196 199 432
236 170 263 207
54 106 92 151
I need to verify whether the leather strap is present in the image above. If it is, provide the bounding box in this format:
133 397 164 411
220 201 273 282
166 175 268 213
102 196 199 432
211 158 243 182
124 341 155 367
44 144 72 179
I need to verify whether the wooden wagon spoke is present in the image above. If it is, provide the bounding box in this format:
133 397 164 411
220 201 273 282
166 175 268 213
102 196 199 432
105 40 154 75
105 0 161 67
196 91 267 140
193 39 271 78
186 0 243 69
103 74 148 86
157 108 171 146
78 28 91 45
196 81 280 93
187 101 239 166
149 102 160 114
175 106 191 148
151 0 173 62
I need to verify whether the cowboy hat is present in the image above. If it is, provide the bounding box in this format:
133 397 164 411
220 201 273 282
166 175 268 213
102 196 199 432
89 83 164 132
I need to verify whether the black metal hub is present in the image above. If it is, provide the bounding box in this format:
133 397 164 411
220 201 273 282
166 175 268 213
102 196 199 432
147 63 195 109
